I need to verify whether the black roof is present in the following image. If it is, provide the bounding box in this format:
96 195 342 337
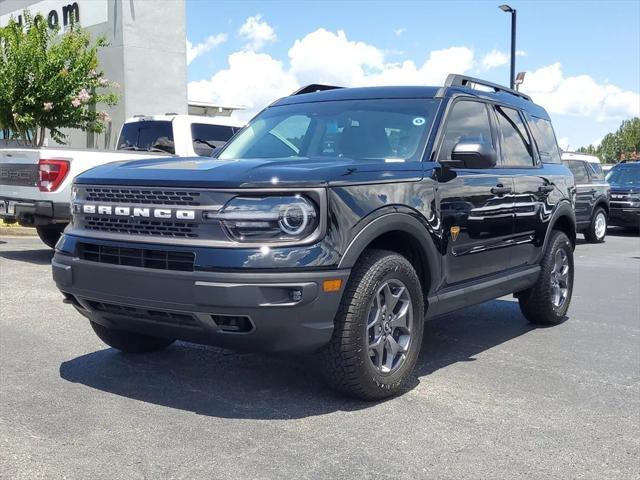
273 83 550 120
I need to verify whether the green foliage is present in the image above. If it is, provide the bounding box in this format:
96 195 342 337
577 117 640 164
0 11 118 146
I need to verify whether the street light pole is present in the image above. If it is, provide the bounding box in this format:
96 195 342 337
499 4 517 89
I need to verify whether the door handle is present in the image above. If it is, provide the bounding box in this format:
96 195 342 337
538 185 554 193
491 185 512 195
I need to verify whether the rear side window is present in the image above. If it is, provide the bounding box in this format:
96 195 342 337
527 115 562 164
587 162 605 181
191 124 237 156
438 101 493 161
495 106 535 167
564 160 590 184
117 121 175 154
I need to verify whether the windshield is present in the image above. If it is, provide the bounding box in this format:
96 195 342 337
117 121 175 154
218 98 439 162
606 166 640 186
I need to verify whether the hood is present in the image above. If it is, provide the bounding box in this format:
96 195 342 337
608 183 639 194
75 156 423 188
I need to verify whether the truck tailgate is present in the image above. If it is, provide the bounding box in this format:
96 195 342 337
0 149 42 200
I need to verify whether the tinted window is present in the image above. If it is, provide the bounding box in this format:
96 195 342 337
587 162 605 181
219 99 439 162
438 101 492 161
495 106 534 167
528 115 561 164
191 124 237 156
606 166 640 186
564 160 590 183
117 121 175 154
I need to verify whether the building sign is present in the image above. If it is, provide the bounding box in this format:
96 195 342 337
0 0 108 29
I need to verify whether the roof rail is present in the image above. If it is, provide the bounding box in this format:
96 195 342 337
291 84 343 96
444 74 531 101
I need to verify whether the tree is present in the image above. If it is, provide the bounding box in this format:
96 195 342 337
0 11 118 146
576 117 640 163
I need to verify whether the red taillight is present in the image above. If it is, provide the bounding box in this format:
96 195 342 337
38 159 70 192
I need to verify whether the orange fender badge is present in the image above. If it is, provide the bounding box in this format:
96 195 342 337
450 226 460 242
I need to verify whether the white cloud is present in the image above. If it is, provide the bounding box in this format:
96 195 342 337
189 27 638 131
481 49 527 70
393 28 406 37
482 49 509 69
288 29 385 86
187 50 297 119
238 14 276 51
188 28 475 120
186 34 227 65
521 62 640 122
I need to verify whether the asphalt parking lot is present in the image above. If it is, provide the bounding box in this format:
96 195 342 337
1 231 639 479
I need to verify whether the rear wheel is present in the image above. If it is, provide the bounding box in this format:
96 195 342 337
584 208 607 243
518 231 574 325
90 321 175 353
36 224 65 249
320 249 424 400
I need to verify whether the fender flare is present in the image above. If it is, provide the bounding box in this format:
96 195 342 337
542 201 576 254
590 197 610 217
337 212 441 294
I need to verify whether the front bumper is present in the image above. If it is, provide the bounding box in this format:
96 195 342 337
0 197 69 225
609 207 640 228
52 251 350 353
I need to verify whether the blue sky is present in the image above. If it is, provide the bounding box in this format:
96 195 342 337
186 0 640 150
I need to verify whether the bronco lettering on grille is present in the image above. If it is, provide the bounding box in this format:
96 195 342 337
77 204 196 220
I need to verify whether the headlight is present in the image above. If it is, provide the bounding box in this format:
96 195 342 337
213 195 319 243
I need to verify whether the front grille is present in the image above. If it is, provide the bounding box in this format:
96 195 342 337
78 243 195 271
86 300 200 328
84 187 201 206
83 216 199 238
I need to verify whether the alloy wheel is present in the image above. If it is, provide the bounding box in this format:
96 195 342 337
366 279 413 374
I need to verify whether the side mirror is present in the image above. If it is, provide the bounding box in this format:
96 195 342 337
444 139 497 169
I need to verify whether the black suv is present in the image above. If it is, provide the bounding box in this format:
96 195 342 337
606 161 640 230
562 153 610 242
53 75 576 400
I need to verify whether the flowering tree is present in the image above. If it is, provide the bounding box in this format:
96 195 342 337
0 11 118 146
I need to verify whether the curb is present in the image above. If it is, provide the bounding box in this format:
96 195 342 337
0 226 38 236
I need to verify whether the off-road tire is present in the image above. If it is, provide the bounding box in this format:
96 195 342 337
90 321 175 353
319 249 424 400
518 231 574 325
584 207 607 243
36 224 65 249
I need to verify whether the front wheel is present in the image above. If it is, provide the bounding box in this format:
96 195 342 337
319 249 424 400
36 224 65 249
518 231 574 325
90 321 175 353
584 208 607 243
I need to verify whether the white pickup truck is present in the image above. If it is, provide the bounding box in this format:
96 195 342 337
0 114 244 247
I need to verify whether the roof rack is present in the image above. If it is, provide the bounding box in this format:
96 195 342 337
444 74 531 101
291 84 343 96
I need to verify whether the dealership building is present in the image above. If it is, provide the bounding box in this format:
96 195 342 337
1 0 236 149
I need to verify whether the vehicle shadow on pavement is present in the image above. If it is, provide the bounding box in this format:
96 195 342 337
0 248 53 265
59 298 536 418
606 227 639 238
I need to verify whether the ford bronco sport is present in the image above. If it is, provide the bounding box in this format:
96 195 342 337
52 75 576 400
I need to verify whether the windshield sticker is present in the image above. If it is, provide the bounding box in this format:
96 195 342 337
413 117 426 126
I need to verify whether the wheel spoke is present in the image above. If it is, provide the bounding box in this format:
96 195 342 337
366 294 382 329
382 284 399 312
369 335 385 367
389 301 409 326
